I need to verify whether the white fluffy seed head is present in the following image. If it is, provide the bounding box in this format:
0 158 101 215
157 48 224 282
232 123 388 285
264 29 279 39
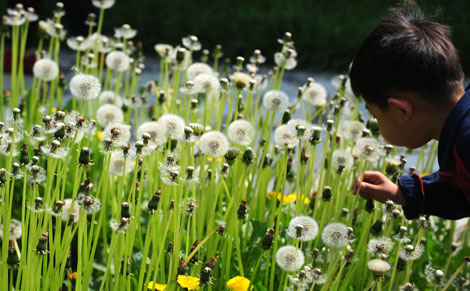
137 121 165 146
341 121 365 141
96 104 124 127
263 90 289 112
286 119 313 140
227 120 254 146
92 0 115 9
274 124 298 149
33 58 59 81
367 237 393 256
367 259 391 275
331 149 354 171
353 137 382 162
302 82 327 107
0 218 22 240
61 198 79 223
99 90 123 107
69 73 101 100
321 223 349 248
108 152 135 176
276 245 305 272
399 244 424 261
158 114 185 140
287 216 319 242
187 62 213 81
105 51 130 72
199 131 229 158
102 123 131 147
193 73 220 94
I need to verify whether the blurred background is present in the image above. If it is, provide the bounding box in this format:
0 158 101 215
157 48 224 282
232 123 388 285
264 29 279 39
1 0 470 73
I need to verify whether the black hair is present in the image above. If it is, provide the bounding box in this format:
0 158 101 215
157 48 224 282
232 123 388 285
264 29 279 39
349 0 464 108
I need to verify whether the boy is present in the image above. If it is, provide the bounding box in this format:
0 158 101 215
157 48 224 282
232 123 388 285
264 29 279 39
349 1 470 220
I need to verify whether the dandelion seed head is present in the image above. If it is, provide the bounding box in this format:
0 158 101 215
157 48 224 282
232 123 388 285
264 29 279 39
276 245 305 272
353 137 382 162
227 120 254 146
341 121 365 141
367 259 391 275
137 121 165 146
0 219 22 240
99 90 123 107
102 123 131 147
105 51 130 72
108 151 135 176
399 244 424 261
61 198 79 224
274 124 298 149
193 73 220 94
367 237 393 257
263 90 289 112
114 24 137 39
69 73 101 100
287 119 313 140
77 194 101 215
199 131 229 158
230 72 252 89
302 82 327 107
399 283 418 291
158 114 185 140
92 0 115 9
96 104 124 128
331 149 354 172
321 223 349 248
33 58 59 82
274 51 297 70
287 216 319 241
187 62 213 81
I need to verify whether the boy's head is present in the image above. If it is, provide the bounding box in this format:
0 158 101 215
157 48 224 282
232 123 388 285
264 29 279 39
349 1 464 149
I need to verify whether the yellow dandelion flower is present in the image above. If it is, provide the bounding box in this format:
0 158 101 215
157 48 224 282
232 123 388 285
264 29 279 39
269 191 292 204
97 131 103 141
195 140 200 145
147 281 166 290
207 157 213 162
52 107 57 113
288 193 310 205
227 276 253 291
177 275 200 290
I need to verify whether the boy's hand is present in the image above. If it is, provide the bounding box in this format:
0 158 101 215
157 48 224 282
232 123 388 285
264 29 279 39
353 171 406 206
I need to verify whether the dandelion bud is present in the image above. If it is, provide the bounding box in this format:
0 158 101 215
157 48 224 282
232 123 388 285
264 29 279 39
300 147 310 164
451 242 458 252
121 144 130 156
347 227 355 240
190 98 198 109
34 197 43 210
121 202 131 219
169 200 174 211
309 127 321 145
178 257 187 275
186 201 196 216
261 228 275 250
200 267 212 286
12 162 20 176
322 186 332 202
135 141 144 155
0 169 6 186
370 219 383 236
326 119 334 132
237 199 248 220
365 199 375 213
224 147 240 165
217 222 226 235
221 163 229 178
408 166 416 175
148 188 161 212
183 126 194 141
362 128 371 137
384 200 394 213
54 200 65 213
341 208 349 218
189 240 199 264
465 256 470 263
167 242 174 254
281 109 291 124
79 147 92 166
384 144 394 155
333 105 340 116
35 230 49 254
12 108 21 120
401 283 417 291
241 147 255 165
367 117 380 137
392 209 401 218
176 48 186 64
418 216 427 228
283 32 292 43
43 115 53 130
7 240 19 269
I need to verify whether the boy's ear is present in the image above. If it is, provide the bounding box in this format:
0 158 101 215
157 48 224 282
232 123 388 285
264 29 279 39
387 98 413 123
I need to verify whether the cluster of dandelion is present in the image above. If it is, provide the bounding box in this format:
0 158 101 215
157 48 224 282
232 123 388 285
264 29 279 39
0 1 469 291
